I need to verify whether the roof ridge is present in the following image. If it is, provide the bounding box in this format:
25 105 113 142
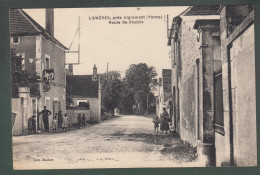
19 9 44 33
11 9 68 50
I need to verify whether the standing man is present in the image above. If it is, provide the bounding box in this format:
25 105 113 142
32 112 36 134
77 113 82 129
39 106 52 133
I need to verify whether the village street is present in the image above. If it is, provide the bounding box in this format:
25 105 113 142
13 115 200 169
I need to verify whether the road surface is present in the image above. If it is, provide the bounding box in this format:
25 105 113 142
13 115 200 169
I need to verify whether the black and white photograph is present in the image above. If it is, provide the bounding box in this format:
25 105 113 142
10 5 257 169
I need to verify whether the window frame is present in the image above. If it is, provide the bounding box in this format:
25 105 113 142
214 71 225 136
45 54 51 70
11 37 20 44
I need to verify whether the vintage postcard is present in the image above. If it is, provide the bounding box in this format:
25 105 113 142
10 5 256 169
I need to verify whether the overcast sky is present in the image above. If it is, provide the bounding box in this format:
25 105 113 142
24 7 188 77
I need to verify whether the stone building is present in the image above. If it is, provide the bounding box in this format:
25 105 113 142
10 9 68 135
167 5 256 166
156 70 173 118
66 65 102 124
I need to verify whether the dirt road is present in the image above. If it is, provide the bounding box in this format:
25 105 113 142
13 115 201 169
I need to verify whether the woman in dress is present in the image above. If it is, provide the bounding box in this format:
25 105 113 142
62 113 69 132
82 114 86 128
160 107 170 134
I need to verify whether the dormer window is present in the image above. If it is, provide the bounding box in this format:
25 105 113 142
12 37 20 44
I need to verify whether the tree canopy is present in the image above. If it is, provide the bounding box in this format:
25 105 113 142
100 63 158 115
123 63 158 114
100 71 123 115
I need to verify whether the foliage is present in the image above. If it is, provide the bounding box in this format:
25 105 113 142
118 80 135 114
123 63 158 113
66 81 74 108
101 71 123 115
100 64 158 115
11 49 40 97
125 63 158 93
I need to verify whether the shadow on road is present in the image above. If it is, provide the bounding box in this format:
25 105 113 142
108 131 198 163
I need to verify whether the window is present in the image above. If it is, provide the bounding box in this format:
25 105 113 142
12 37 20 44
16 53 25 71
78 102 90 109
45 54 50 70
77 100 90 110
45 96 50 109
226 5 254 36
214 72 224 135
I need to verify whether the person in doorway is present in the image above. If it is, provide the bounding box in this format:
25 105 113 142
77 113 82 129
32 113 36 134
28 116 33 135
152 115 160 135
39 106 51 133
52 113 58 133
58 110 63 129
82 114 86 128
160 107 170 134
62 113 69 132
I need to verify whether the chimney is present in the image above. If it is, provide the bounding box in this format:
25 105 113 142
92 65 97 81
45 8 54 36
68 64 73 74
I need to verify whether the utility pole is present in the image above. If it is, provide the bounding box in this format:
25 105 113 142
147 94 149 112
107 63 109 73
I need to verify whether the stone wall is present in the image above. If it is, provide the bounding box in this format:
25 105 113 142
66 109 91 125
71 97 100 122
179 67 196 146
178 19 200 145
229 24 256 166
179 19 202 83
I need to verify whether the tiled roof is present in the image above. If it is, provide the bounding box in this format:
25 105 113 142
181 6 220 16
9 9 68 50
66 75 99 98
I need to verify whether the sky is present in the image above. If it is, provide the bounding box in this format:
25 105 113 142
24 6 188 77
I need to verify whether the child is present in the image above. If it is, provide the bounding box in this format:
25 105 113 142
52 113 58 133
62 113 69 132
152 115 160 134
28 116 33 135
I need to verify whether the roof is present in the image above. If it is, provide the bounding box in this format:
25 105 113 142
181 6 220 16
66 75 99 98
193 19 220 30
9 9 68 50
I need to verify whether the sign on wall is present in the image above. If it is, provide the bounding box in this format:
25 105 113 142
43 69 54 81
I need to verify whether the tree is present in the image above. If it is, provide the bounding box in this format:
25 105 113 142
11 49 40 97
119 81 135 114
125 63 158 93
101 71 123 116
123 63 158 114
66 81 74 108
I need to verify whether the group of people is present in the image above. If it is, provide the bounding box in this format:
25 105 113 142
53 110 69 133
28 106 82 134
152 107 171 135
77 113 87 129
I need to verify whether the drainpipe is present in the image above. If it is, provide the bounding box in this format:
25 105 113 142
196 58 200 140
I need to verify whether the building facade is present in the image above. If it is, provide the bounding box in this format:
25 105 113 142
167 5 256 166
10 9 68 135
66 66 102 124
